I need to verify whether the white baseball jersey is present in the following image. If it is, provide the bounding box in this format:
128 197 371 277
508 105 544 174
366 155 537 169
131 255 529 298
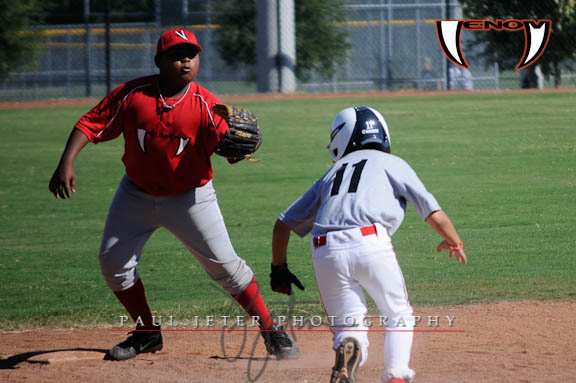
279 149 441 237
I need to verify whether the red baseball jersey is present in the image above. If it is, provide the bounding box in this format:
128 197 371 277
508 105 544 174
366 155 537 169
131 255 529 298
75 75 228 196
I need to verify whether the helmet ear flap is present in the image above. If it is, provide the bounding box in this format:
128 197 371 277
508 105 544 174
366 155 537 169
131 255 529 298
329 110 356 162
382 139 391 154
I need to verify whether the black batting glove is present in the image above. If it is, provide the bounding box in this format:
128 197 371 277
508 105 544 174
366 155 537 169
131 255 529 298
270 263 305 295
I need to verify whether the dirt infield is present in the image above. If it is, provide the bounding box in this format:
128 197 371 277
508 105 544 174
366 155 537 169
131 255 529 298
2 300 575 382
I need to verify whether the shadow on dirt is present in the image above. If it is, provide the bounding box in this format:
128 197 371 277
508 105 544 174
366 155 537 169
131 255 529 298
0 348 107 369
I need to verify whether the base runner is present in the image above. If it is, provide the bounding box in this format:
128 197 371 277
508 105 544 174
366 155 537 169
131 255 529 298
269 107 467 382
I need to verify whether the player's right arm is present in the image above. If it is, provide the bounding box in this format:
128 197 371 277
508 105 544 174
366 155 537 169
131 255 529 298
49 81 136 199
270 181 322 295
49 128 89 199
272 219 291 266
270 219 305 295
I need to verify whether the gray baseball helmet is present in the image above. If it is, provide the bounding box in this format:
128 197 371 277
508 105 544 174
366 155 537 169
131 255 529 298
328 106 391 162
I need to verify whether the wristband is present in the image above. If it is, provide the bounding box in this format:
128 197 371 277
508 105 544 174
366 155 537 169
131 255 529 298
448 241 463 251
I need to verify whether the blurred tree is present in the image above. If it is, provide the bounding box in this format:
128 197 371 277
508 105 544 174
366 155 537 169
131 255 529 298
459 0 576 87
43 0 156 24
43 0 154 24
0 0 45 78
214 0 350 81
0 0 158 78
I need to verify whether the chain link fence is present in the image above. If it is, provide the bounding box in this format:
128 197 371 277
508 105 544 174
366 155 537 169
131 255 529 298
0 0 574 101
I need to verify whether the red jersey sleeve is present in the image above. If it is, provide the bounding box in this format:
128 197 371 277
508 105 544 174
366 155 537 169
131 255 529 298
74 82 131 143
193 85 229 154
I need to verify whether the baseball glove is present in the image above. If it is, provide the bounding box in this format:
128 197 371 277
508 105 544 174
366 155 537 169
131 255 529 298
213 104 262 164
270 263 305 295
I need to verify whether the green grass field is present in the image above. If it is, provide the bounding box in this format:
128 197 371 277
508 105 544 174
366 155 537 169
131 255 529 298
0 91 575 330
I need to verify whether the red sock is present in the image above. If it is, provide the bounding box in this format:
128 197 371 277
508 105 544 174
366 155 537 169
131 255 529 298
233 277 275 329
113 279 158 330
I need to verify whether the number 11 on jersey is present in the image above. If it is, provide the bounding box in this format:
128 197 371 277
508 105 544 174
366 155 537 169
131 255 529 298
330 159 368 196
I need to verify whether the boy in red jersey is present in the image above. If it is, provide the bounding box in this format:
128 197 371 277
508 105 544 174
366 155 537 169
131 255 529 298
49 28 299 361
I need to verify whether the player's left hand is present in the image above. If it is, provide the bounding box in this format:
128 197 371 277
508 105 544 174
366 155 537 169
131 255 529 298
212 104 262 162
270 263 305 295
437 240 467 265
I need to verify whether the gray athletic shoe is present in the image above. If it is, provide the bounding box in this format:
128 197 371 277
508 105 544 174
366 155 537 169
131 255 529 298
330 337 361 383
261 324 300 360
105 329 163 361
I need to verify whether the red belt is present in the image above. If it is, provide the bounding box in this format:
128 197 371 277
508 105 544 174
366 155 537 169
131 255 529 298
313 225 377 249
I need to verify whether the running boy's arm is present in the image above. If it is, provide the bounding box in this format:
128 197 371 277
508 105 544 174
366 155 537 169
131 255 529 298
270 219 305 295
272 219 291 266
48 128 90 199
425 210 467 265
270 181 321 295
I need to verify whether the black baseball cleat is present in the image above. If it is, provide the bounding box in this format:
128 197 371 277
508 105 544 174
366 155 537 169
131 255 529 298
261 324 300 360
105 329 163 361
330 337 361 383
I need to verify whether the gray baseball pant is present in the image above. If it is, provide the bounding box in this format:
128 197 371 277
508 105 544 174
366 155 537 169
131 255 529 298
98 175 254 295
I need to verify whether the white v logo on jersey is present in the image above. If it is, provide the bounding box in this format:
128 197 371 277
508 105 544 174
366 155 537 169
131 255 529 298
137 129 190 157
175 30 188 40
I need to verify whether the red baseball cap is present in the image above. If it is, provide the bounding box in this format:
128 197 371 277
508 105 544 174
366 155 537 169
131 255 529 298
156 28 203 56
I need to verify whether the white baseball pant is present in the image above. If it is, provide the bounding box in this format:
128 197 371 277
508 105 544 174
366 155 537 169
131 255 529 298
311 223 415 380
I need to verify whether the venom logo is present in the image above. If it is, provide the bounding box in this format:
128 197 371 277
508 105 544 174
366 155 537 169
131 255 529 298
435 19 552 70
137 129 190 157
